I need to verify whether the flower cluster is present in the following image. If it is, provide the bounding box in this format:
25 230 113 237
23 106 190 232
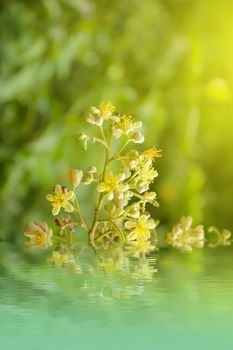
23 101 232 269
166 216 205 252
24 221 52 249
25 102 161 259
86 102 119 126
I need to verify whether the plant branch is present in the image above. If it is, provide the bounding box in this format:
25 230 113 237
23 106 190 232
97 219 125 243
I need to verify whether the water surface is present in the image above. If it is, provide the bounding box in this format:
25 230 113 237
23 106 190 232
0 244 232 349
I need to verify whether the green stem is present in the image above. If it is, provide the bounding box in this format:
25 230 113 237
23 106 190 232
88 125 113 249
95 230 114 242
100 125 107 144
74 197 88 230
92 137 108 149
130 191 159 207
98 219 125 243
60 221 82 232
110 139 130 162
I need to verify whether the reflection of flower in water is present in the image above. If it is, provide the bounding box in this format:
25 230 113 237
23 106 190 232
50 251 75 267
166 216 205 252
94 247 157 301
47 245 158 302
130 258 157 282
126 240 156 258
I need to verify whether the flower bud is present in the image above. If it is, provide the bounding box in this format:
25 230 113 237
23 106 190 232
90 106 99 114
78 132 88 140
69 169 83 188
95 115 103 126
131 132 145 144
144 191 157 201
88 166 97 174
127 204 140 219
133 121 142 129
136 180 149 193
86 113 96 125
82 172 94 185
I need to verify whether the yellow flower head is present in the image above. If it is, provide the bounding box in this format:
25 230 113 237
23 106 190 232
140 165 158 184
121 150 140 170
166 216 205 252
69 169 83 188
125 213 156 242
131 163 158 193
87 102 118 126
113 115 142 139
99 101 116 118
97 172 129 200
143 147 162 160
46 185 74 216
24 221 52 249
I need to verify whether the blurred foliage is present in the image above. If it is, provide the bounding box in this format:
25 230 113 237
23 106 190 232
1 0 233 243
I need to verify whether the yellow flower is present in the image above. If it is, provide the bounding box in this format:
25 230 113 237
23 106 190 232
24 221 52 249
97 172 129 200
87 102 119 126
99 101 116 119
125 213 156 242
166 216 205 252
113 115 142 139
131 163 158 193
142 147 162 159
69 169 83 188
46 185 74 215
121 150 140 170
139 165 158 184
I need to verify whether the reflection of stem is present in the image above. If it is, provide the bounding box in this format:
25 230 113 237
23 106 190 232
53 235 65 243
95 252 113 298
76 244 87 257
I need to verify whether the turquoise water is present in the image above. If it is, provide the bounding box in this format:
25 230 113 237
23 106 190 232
1 243 233 349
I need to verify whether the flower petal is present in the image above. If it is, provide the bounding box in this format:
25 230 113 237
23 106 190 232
65 202 74 213
125 221 136 229
52 206 60 216
66 191 74 200
46 194 54 202
97 182 108 192
54 185 62 195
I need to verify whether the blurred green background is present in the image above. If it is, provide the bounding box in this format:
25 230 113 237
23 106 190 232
1 0 233 244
